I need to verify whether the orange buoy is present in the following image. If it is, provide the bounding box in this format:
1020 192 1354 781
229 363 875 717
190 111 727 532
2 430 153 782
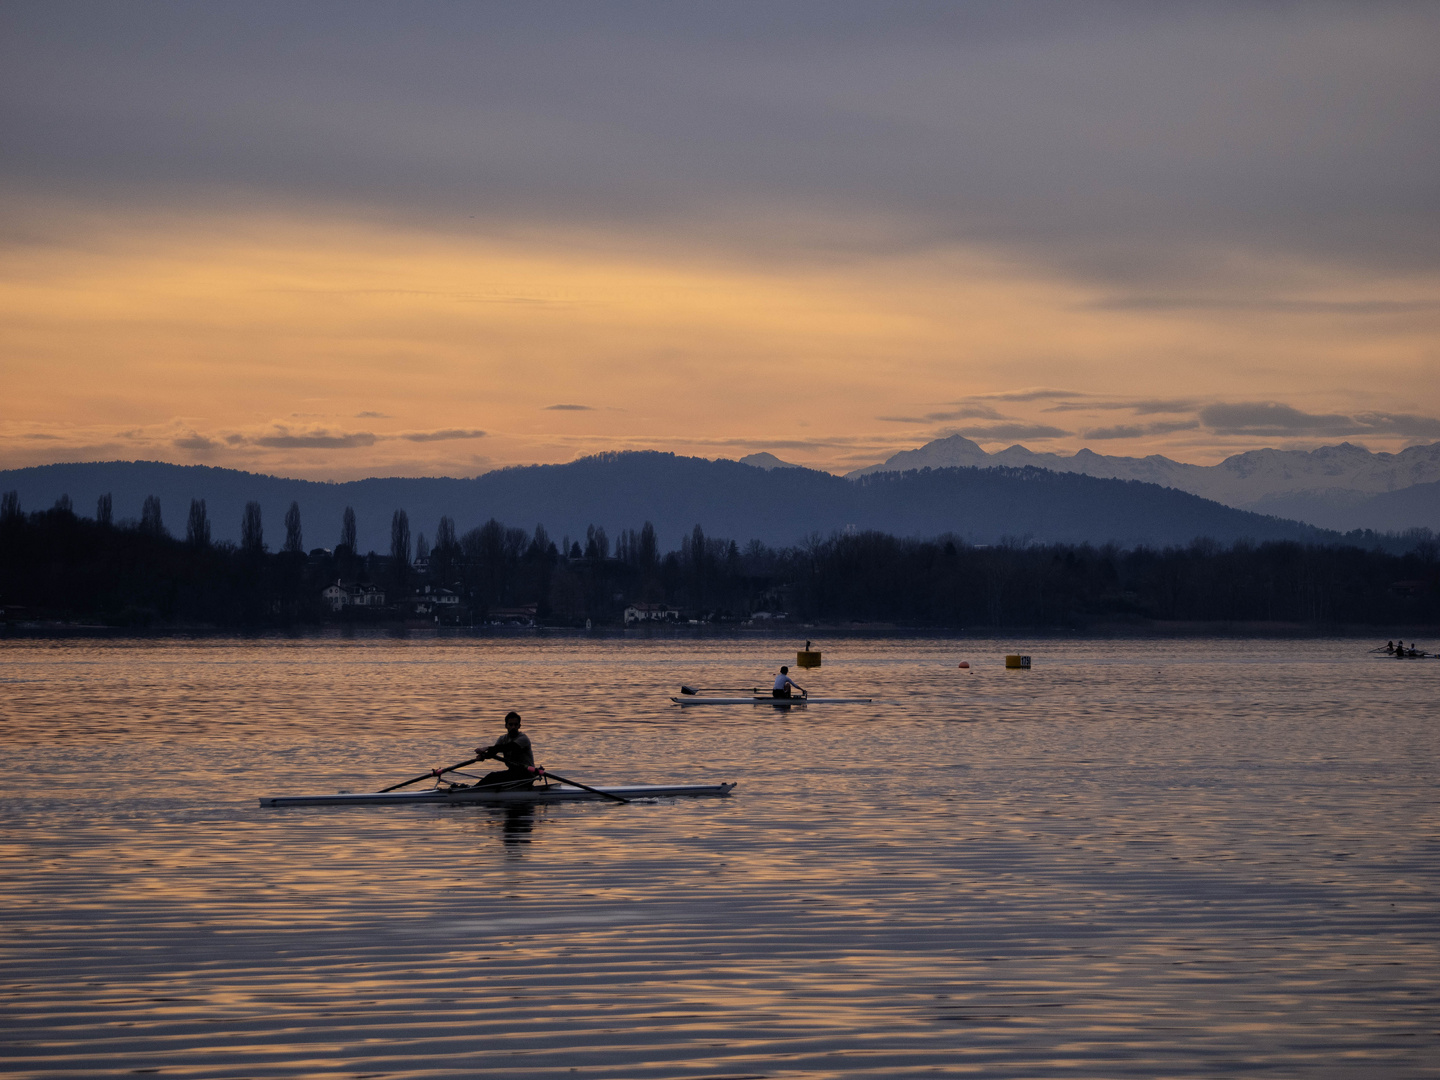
957 661 970 669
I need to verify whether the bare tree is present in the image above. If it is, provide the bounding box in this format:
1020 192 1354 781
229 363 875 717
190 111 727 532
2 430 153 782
415 531 430 562
584 524 609 560
638 521 658 568
435 515 457 553
186 499 211 548
429 515 459 579
340 506 357 552
242 501 264 552
687 523 708 608
140 495 165 537
284 502 303 554
390 509 411 566
53 494 73 514
0 491 19 522
96 493 112 527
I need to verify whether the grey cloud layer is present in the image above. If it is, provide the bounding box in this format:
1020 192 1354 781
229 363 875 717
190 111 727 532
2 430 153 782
879 405 1005 424
3 2 1437 291
252 433 379 450
399 429 488 443
880 394 1440 443
1046 398 1199 415
173 427 486 451
946 423 1071 441
1199 404 1440 439
1081 420 1201 440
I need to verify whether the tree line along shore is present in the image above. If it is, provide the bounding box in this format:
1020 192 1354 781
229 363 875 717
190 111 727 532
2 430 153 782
1 490 1436 630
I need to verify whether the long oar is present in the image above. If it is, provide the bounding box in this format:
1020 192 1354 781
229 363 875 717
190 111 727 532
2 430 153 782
680 684 760 695
379 754 482 793
537 767 630 804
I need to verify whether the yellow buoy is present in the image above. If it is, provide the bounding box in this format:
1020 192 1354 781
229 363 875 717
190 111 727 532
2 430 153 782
796 650 822 668
1005 654 1031 669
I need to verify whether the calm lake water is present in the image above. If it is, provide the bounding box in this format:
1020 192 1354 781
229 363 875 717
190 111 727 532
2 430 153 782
1 634 1437 1078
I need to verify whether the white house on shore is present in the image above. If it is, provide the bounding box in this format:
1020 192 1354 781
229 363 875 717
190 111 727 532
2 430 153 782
411 585 460 616
322 581 387 612
351 584 386 608
624 602 680 625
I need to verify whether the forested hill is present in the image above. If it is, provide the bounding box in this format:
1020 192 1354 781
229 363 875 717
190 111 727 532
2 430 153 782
0 454 1334 552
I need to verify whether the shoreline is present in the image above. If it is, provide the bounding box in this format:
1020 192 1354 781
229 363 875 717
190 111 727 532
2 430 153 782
2 619 1436 641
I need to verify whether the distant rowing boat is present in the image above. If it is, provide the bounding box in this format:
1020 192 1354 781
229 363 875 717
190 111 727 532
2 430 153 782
671 695 872 706
1370 644 1433 658
260 781 736 807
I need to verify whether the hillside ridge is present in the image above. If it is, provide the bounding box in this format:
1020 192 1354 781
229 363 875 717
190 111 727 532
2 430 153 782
1 453 1336 554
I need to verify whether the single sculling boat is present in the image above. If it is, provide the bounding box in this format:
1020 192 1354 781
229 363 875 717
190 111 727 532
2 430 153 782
672 683 871 707
260 750 734 808
671 695 872 706
260 781 736 808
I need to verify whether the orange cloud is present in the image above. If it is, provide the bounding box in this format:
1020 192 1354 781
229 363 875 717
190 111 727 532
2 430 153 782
2 207 1437 477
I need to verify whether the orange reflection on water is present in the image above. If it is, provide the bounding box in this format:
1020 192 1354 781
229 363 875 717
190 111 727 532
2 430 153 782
0 635 1437 1077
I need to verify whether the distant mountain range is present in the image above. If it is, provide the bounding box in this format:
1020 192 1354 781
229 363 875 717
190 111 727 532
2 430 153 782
847 436 1440 532
0 454 1338 554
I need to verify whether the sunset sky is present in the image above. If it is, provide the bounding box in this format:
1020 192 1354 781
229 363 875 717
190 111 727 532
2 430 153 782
3 2 1438 479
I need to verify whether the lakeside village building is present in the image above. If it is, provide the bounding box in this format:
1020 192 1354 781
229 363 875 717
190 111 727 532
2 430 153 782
622 603 787 626
623 602 681 626
320 581 539 626
319 587 770 629
321 582 388 612
322 581 460 617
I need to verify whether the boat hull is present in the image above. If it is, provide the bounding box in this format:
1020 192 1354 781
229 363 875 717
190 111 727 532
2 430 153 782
671 696 872 706
259 782 735 808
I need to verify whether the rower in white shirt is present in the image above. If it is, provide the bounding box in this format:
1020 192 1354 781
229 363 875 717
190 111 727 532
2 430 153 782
771 665 805 699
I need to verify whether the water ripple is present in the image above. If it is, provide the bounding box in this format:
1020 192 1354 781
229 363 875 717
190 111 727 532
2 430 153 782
0 635 1437 1077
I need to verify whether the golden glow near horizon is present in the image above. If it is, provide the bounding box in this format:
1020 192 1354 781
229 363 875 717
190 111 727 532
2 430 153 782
5 5 1439 481
2 207 1438 480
